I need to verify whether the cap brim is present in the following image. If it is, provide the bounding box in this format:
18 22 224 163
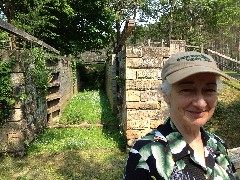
166 66 230 84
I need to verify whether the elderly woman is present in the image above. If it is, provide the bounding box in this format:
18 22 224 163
123 51 239 180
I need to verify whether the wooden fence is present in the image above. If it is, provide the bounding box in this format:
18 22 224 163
207 49 240 74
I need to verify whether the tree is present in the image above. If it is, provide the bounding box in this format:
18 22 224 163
0 0 115 55
131 0 240 60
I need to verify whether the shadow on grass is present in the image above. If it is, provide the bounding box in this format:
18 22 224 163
55 150 125 179
98 89 126 151
0 150 126 179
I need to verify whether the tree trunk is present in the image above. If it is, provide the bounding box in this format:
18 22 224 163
169 0 174 42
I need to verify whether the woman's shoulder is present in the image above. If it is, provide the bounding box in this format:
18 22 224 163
205 130 226 144
131 129 168 151
204 130 229 155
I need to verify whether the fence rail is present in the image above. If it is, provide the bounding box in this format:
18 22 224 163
207 49 240 74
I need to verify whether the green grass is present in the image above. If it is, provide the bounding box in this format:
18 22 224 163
0 89 127 179
58 90 117 125
0 149 126 179
27 127 126 153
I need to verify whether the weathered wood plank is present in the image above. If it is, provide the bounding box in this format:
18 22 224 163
0 19 60 54
117 19 135 52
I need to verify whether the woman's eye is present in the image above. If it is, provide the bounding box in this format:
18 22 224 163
180 89 193 93
205 89 217 93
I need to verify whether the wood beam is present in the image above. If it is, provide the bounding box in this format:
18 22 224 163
0 19 60 54
117 19 135 52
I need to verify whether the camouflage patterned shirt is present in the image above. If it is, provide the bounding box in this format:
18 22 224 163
123 118 239 180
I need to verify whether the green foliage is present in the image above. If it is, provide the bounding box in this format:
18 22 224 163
30 48 50 96
77 63 105 91
131 0 240 59
20 48 50 97
2 0 115 55
0 55 16 124
0 48 50 125
0 30 8 41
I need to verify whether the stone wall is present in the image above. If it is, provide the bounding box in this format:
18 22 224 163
46 56 77 122
0 50 76 153
112 40 186 147
0 50 47 153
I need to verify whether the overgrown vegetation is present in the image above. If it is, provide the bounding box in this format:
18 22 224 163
20 48 50 97
0 48 51 126
77 63 105 91
27 127 125 153
0 54 16 125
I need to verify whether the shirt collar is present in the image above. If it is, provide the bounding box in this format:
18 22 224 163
157 118 218 162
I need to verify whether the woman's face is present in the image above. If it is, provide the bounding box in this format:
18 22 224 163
165 73 218 128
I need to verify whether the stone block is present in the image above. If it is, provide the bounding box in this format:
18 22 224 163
126 109 164 121
126 79 162 90
126 130 141 139
6 121 26 130
140 101 161 109
12 109 23 122
127 139 137 147
7 131 25 152
125 69 137 79
126 110 142 121
142 47 170 58
126 101 161 110
11 73 25 86
170 40 186 55
150 119 164 129
126 57 164 68
126 46 142 58
126 90 140 101
141 90 162 101
137 69 159 79
140 129 153 137
148 110 164 120
126 58 141 67
127 119 149 130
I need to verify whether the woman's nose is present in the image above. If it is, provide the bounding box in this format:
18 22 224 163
192 94 207 107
